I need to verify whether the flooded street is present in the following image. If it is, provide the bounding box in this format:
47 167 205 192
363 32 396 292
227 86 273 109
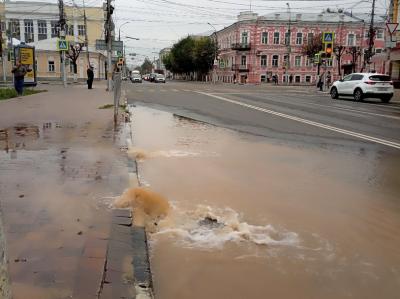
129 105 400 299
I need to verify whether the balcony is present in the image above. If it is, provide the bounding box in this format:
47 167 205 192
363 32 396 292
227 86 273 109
231 42 251 51
232 64 250 72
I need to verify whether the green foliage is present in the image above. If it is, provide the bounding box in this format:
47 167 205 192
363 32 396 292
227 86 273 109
163 36 216 75
0 88 46 101
140 58 153 74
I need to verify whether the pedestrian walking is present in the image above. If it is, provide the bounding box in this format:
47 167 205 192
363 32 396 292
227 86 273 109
87 65 94 89
275 74 279 85
326 71 332 88
318 72 324 91
11 60 29 97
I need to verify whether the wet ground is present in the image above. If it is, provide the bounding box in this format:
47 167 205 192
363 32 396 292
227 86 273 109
128 104 400 299
0 85 130 298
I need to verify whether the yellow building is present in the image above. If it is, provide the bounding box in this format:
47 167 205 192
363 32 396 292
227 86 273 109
0 0 106 82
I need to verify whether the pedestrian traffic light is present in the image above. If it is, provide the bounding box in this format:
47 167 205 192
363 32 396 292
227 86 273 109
325 43 333 58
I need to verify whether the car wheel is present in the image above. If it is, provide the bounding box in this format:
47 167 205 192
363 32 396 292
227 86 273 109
353 89 364 101
381 96 392 103
330 87 339 99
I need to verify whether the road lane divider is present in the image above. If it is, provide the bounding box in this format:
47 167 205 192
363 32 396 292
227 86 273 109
197 92 400 150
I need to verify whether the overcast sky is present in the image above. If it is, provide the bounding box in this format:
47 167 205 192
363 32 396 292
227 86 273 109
17 0 391 66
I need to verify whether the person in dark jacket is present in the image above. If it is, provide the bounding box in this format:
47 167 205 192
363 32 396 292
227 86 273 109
87 65 94 89
12 61 28 96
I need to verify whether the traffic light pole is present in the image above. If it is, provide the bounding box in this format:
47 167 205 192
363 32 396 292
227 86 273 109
106 0 113 91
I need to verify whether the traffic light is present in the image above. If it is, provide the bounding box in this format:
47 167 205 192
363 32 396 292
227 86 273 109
325 43 333 58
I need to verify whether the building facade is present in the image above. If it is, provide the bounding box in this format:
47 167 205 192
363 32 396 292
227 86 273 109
214 11 386 84
1 0 106 81
388 0 400 85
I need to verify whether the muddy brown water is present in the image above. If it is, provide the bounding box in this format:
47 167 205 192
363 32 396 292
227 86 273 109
128 105 400 299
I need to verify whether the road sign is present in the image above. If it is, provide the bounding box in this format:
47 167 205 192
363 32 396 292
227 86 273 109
386 23 399 34
57 39 69 51
323 32 334 43
95 40 123 52
117 50 122 57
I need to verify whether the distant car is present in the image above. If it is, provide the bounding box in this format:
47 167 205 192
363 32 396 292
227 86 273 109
154 74 166 83
149 73 157 82
131 74 142 83
122 76 128 81
330 73 394 103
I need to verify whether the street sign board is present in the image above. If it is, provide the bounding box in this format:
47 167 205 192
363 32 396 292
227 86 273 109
57 39 69 51
323 32 334 43
386 23 399 34
14 45 37 86
95 40 123 52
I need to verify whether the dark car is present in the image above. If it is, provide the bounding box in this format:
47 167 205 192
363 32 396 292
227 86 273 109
149 73 158 82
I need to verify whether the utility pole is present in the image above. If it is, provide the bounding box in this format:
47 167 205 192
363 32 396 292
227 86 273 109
364 0 376 70
105 0 113 91
286 3 291 85
58 0 67 87
83 0 90 66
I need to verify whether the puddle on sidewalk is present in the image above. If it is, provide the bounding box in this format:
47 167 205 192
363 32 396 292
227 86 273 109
0 120 130 298
128 105 400 299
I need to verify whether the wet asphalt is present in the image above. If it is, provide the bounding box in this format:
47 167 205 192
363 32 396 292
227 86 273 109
126 81 400 153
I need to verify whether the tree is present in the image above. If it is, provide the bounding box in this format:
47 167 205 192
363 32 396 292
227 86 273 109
302 33 323 59
65 43 84 82
140 58 153 74
334 45 346 77
170 36 196 74
193 37 216 75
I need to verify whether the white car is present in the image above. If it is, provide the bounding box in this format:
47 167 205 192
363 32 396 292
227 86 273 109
330 73 394 103
155 74 166 83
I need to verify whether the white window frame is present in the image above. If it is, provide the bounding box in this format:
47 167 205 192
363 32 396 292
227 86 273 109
296 32 303 45
261 32 268 44
24 19 34 42
272 54 279 67
305 75 311 83
78 24 86 36
260 55 267 67
295 56 301 67
285 31 290 45
347 33 356 46
241 31 249 45
376 29 384 39
273 32 280 44
48 60 55 72
38 20 47 40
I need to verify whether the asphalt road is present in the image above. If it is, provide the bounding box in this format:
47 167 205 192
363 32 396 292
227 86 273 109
126 81 400 153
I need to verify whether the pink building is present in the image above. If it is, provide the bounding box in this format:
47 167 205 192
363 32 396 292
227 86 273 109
214 11 387 84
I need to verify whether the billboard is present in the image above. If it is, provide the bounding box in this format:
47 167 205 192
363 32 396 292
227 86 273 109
14 45 37 87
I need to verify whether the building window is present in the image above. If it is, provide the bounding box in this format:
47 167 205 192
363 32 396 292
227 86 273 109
347 34 355 46
283 55 289 67
260 75 266 82
272 55 279 67
326 59 333 67
241 32 248 44
296 32 303 45
78 24 86 36
305 75 311 83
67 24 74 36
295 56 301 67
285 31 290 45
38 20 47 41
307 32 313 44
9 19 20 39
51 21 59 37
24 19 34 43
305 57 312 67
295 75 301 83
273 32 280 44
375 48 382 54
48 61 55 72
376 29 384 39
260 55 267 67
0 22 5 32
261 32 268 44
241 55 246 66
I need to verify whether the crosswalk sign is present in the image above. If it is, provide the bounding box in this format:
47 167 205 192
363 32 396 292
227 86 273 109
323 32 334 43
57 39 69 51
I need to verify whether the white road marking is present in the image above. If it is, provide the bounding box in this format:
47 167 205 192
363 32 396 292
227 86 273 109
197 92 400 150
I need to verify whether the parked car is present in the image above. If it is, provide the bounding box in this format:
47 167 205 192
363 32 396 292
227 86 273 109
131 74 142 83
330 73 394 103
154 74 166 83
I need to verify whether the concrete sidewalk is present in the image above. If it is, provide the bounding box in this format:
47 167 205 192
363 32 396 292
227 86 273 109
0 83 136 298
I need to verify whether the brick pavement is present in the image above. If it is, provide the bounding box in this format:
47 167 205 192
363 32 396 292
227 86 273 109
0 82 137 298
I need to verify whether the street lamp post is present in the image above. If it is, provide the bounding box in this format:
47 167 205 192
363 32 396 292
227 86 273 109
118 22 130 41
207 22 218 84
